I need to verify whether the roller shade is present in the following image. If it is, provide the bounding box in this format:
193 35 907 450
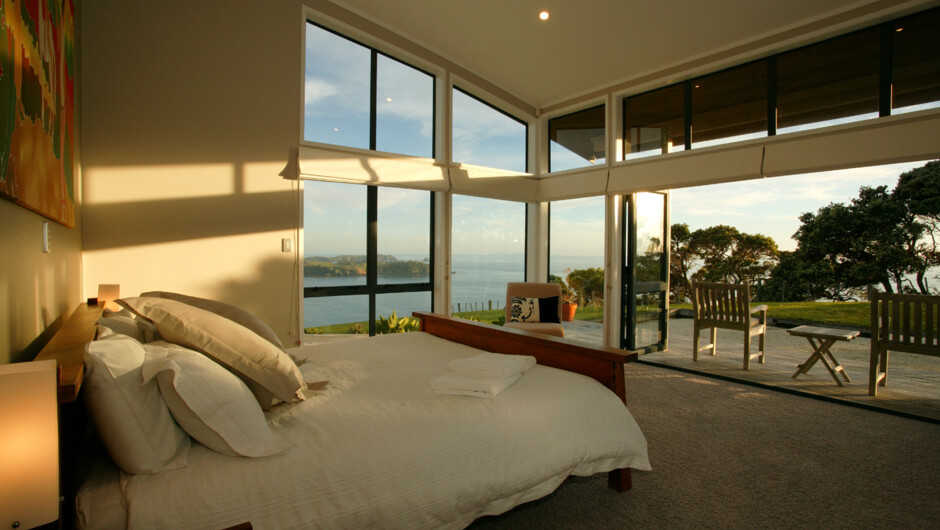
608 145 764 195
536 167 608 202
448 163 538 202
762 109 940 177
296 144 450 191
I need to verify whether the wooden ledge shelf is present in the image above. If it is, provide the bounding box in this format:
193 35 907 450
34 302 105 403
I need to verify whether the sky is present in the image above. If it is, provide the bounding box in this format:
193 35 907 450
670 160 927 252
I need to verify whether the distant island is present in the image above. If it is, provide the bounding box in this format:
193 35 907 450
304 254 429 277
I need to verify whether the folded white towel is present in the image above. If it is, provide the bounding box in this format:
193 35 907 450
431 371 522 398
448 352 537 378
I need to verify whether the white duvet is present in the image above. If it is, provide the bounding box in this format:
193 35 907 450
79 332 650 529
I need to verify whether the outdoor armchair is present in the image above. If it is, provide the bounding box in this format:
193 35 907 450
691 281 767 370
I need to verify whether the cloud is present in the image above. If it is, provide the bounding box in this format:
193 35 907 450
304 78 339 105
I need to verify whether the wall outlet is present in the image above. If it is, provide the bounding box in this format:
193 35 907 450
281 238 292 252
42 221 50 253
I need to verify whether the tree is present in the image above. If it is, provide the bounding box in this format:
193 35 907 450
688 225 779 286
791 174 938 295
566 267 605 306
668 223 779 302
763 250 864 302
670 223 695 303
893 160 940 293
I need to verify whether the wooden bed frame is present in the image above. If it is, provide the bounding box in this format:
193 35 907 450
33 304 639 524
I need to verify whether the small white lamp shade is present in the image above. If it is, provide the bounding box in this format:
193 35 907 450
0 359 60 529
98 284 121 311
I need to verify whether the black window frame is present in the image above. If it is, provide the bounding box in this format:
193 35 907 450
304 20 437 159
452 86 529 173
621 192 670 353
303 185 435 336
548 103 607 173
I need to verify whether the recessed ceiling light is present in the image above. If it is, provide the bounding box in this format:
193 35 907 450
895 26 904 32
539 11 550 21
386 97 392 102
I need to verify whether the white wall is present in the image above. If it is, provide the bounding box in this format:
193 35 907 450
81 0 304 344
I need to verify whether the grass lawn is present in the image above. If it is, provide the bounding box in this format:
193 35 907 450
304 305 604 334
305 301 870 335
672 301 871 329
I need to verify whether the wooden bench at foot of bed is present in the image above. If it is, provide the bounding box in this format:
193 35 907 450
414 311 638 492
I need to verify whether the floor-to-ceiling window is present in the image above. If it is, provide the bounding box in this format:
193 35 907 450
303 182 433 335
302 21 436 335
451 195 526 323
549 196 605 343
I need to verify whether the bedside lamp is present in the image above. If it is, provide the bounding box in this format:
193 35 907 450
98 284 121 311
0 360 60 529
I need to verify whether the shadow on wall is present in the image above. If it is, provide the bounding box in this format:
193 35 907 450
206 254 300 346
14 310 63 364
83 189 298 251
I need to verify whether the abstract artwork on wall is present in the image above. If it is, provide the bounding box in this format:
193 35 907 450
0 0 76 227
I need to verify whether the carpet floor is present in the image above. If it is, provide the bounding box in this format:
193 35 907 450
471 363 940 529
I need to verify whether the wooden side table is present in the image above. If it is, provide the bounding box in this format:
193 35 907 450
788 325 860 386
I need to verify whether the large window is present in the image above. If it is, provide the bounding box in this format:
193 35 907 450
451 195 526 320
303 181 433 335
619 7 940 159
549 196 606 341
891 8 940 114
304 22 434 158
549 104 606 172
624 85 686 159
777 28 880 134
452 88 527 172
691 61 768 147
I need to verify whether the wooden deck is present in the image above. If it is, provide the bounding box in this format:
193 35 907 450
562 317 940 423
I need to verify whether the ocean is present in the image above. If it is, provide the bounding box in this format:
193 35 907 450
303 254 603 329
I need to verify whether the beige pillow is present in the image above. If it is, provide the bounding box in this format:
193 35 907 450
140 291 285 349
141 342 293 457
118 297 305 409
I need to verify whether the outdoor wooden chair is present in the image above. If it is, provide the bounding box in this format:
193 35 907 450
868 288 940 396
691 281 768 370
504 282 565 337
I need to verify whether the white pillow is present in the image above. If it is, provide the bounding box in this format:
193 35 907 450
96 314 145 342
97 308 161 342
141 342 294 458
140 291 285 350
82 336 190 474
118 296 305 409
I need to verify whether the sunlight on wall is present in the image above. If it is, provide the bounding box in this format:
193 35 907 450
82 160 300 344
84 164 238 204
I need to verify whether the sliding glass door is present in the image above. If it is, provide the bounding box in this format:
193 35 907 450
622 192 669 352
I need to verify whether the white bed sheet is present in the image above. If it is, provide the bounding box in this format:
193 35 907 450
78 332 650 529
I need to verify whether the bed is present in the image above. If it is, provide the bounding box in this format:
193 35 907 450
35 299 650 529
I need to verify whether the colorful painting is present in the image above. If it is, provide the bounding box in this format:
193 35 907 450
0 0 75 227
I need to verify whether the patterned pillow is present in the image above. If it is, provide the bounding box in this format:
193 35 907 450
509 296 561 324
509 297 540 323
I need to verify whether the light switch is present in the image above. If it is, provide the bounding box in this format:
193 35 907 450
281 238 292 252
42 221 50 253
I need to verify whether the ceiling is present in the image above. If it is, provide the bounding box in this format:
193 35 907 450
328 0 934 111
